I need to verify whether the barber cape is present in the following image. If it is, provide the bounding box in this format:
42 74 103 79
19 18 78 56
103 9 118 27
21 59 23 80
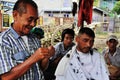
55 46 109 80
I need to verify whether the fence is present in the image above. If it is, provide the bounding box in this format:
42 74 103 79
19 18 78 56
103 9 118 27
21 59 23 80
114 17 120 33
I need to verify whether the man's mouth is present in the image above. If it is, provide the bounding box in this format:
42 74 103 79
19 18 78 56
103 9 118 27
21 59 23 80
25 26 33 30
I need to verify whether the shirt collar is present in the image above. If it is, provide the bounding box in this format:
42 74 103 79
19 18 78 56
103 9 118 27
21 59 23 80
108 47 119 56
61 42 65 50
114 47 120 56
10 24 20 39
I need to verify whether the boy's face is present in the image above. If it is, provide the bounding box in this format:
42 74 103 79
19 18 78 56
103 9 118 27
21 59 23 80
63 34 74 47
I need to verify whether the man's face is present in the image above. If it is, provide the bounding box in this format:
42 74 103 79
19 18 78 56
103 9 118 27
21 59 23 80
76 33 94 53
13 4 38 36
107 39 118 50
63 34 74 47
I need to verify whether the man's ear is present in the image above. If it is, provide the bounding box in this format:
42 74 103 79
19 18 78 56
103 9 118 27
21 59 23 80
75 36 79 43
12 10 18 21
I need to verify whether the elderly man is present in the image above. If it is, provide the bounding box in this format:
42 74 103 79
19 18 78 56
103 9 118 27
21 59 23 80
0 0 54 80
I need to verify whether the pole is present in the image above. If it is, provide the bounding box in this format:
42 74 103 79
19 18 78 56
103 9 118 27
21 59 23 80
81 13 84 28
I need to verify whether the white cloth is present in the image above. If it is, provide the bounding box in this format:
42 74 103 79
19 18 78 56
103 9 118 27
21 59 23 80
55 46 110 80
76 50 93 72
55 46 75 75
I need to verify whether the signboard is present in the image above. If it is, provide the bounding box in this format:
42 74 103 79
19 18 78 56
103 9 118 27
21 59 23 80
3 14 9 27
40 16 43 25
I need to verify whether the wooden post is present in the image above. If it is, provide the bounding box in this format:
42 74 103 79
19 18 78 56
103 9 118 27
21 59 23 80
0 10 2 32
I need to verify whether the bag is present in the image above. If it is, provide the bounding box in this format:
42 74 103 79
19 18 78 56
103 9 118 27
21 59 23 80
108 65 119 75
105 52 120 76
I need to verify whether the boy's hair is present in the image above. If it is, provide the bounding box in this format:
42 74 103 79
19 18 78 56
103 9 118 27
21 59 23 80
61 28 75 41
78 27 95 38
13 0 38 16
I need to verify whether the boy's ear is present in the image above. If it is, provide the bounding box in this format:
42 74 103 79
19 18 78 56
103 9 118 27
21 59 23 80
106 41 109 45
116 41 118 45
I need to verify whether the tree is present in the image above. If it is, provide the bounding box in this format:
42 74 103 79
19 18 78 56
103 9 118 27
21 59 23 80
112 1 120 14
93 0 99 7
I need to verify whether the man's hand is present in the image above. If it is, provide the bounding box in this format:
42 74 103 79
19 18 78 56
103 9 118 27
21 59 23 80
48 46 55 58
39 46 55 70
34 47 50 60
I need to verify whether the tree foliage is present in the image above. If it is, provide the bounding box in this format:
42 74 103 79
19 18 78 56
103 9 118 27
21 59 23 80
93 0 99 7
112 1 120 14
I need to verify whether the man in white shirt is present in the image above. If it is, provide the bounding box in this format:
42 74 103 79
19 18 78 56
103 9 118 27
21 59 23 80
55 27 109 80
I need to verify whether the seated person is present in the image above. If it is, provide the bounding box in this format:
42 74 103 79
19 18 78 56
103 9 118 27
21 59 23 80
102 35 120 80
55 27 109 80
44 28 75 80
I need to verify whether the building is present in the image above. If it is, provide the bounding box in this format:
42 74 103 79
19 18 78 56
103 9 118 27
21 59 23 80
0 0 118 32
0 1 14 32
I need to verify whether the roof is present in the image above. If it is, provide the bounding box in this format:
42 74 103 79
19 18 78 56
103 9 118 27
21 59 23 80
93 7 109 15
44 7 72 13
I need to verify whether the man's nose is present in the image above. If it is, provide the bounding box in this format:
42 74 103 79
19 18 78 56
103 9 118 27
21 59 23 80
67 38 73 43
86 42 91 47
30 21 36 27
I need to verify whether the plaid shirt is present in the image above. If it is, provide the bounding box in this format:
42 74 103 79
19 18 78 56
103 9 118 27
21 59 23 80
51 42 75 60
0 26 44 80
102 47 120 67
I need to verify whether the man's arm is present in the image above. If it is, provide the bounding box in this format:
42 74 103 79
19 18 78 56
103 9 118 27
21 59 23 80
0 48 49 80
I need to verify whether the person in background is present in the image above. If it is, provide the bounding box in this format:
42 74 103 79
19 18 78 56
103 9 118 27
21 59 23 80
0 0 54 80
44 28 75 80
55 27 109 80
102 35 120 80
30 27 44 39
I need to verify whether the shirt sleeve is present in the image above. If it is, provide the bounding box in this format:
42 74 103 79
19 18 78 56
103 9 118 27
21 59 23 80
0 44 16 75
50 43 61 60
102 49 107 57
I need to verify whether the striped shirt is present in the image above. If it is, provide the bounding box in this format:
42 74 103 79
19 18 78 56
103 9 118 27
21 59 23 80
0 26 44 80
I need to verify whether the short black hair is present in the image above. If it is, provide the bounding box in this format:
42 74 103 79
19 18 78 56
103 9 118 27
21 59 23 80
13 0 38 16
61 28 75 41
78 27 95 38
